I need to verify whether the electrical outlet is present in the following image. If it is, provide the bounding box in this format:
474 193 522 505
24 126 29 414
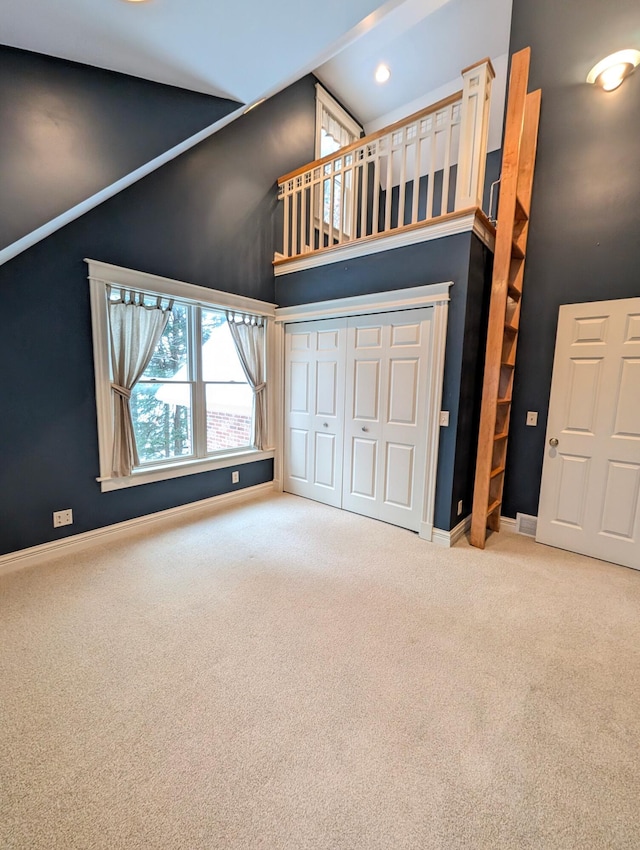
53 509 73 528
457 500 463 516
526 411 538 426
231 470 240 484
439 411 450 427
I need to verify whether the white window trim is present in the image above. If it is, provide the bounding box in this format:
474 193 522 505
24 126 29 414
86 259 276 493
314 83 363 159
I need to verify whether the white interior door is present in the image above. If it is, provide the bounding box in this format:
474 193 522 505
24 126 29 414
342 309 432 532
284 319 346 507
537 298 640 570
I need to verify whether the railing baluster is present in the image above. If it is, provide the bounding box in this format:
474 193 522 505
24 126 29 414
360 154 369 238
441 108 453 216
328 166 335 248
301 180 308 253
283 192 291 258
384 135 393 232
411 132 421 224
398 134 408 228
372 149 380 234
426 126 436 220
337 158 345 245
349 162 357 242
293 187 300 256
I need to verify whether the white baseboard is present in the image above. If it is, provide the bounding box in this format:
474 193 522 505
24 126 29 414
432 515 471 547
431 514 519 547
0 482 274 577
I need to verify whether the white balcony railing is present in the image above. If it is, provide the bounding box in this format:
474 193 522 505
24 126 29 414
276 58 495 263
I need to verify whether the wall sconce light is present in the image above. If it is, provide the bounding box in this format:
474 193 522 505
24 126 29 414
587 49 640 91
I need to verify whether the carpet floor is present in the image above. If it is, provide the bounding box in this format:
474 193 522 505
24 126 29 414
1 492 639 849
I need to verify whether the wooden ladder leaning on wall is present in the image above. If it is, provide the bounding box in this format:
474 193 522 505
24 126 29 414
470 47 541 549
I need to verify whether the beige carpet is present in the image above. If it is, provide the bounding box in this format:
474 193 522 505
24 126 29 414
1 492 639 849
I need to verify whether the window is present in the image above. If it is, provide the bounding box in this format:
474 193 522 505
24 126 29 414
314 84 362 159
315 85 363 240
88 260 275 492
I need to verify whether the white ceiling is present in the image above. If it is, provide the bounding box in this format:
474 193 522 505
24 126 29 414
316 0 512 128
0 0 513 125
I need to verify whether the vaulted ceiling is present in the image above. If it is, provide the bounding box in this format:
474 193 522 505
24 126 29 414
1 0 512 127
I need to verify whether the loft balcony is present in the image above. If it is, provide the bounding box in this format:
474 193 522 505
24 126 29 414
274 58 496 276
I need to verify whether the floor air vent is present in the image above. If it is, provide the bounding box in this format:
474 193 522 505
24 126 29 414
515 513 538 537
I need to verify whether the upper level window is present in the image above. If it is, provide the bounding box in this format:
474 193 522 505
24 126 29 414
88 260 275 492
315 85 363 239
315 84 362 158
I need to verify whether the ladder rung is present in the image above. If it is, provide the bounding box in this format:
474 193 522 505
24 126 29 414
490 466 506 479
501 362 515 370
494 431 508 441
511 240 525 260
487 499 501 517
508 283 522 300
497 398 511 405
515 194 529 221
504 322 518 335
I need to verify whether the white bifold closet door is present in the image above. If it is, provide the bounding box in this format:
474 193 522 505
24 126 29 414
284 318 347 508
284 308 433 532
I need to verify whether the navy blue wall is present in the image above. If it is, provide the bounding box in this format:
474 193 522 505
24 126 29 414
0 46 238 250
276 232 491 531
504 0 640 518
0 72 316 556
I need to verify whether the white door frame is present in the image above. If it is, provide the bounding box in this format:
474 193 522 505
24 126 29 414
273 282 452 541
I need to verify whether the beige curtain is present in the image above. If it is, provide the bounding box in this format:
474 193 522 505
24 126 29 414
108 289 172 477
320 103 357 150
226 312 266 450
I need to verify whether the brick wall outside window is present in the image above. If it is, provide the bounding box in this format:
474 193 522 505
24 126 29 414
207 411 252 451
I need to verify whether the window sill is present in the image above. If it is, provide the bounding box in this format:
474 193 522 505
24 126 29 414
97 448 275 492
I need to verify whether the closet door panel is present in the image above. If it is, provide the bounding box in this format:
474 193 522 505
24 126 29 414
284 319 346 507
343 309 433 531
379 312 432 529
343 317 385 519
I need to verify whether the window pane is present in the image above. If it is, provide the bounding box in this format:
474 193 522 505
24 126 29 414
201 313 247 383
320 128 342 157
206 383 253 451
131 383 192 463
142 303 189 380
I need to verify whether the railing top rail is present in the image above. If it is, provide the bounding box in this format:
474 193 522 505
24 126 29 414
277 89 463 186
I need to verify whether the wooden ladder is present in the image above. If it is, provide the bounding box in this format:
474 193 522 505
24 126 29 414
470 47 541 549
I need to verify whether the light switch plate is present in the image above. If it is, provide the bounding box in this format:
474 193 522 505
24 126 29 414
526 411 538 426
439 411 450 427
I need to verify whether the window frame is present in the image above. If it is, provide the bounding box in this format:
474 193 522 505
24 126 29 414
314 84 362 159
314 85 363 243
87 259 276 492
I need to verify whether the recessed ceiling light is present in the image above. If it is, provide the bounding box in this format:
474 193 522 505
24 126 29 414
375 64 391 84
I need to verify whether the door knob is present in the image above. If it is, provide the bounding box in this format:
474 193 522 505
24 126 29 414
362 426 368 432
549 437 558 447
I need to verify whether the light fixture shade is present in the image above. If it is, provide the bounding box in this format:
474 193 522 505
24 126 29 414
587 49 640 90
